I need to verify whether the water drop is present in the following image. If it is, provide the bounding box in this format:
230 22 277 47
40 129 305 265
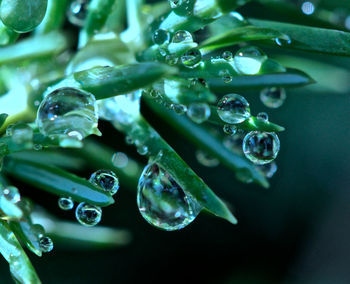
137 163 201 231
234 46 267 75
223 124 237 136
181 49 202 68
235 170 253 184
36 87 99 139
153 29 170 45
125 136 134 145
2 186 20 203
172 30 193 43
196 150 219 167
260 87 286 109
137 145 149 156
67 0 89 27
165 54 179 65
217 94 250 124
257 112 269 121
187 102 211 124
219 69 233 83
169 0 183 9
171 104 187 115
222 51 233 61
301 1 315 15
89 170 119 195
256 162 277 178
275 35 292 46
39 236 54 253
111 152 128 168
11 123 33 148
58 197 74 210
33 144 43 151
75 202 102 227
243 131 280 165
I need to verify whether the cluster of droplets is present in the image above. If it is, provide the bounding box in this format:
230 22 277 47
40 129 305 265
57 169 119 227
36 87 100 147
137 163 202 231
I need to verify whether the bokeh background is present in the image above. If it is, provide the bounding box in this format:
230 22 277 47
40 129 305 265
1 0 350 283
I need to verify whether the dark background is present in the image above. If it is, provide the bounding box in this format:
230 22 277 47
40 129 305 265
1 1 350 283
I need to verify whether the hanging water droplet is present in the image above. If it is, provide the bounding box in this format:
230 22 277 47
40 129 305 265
125 136 134 145
89 170 119 195
111 152 128 168
137 163 201 231
169 0 183 9
39 236 54 253
257 112 269 121
33 144 43 151
172 30 193 43
67 0 89 27
256 162 277 178
275 35 292 46
219 69 233 83
186 103 210 124
75 202 102 227
234 46 267 75
301 1 315 15
217 94 250 124
223 124 237 136
243 131 280 165
58 197 74 210
223 133 245 155
2 186 20 203
11 123 33 148
137 145 149 156
36 87 99 140
196 150 219 167
222 51 233 61
153 29 170 45
171 104 187 115
260 87 287 109
181 48 202 68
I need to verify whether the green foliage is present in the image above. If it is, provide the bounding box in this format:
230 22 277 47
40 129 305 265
0 0 348 282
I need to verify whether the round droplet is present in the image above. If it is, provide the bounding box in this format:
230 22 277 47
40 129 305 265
11 123 33 148
0 0 48 33
222 51 233 61
58 197 74 210
67 0 89 27
275 35 291 46
234 46 267 75
75 202 102 227
125 136 134 145
36 87 99 139
172 30 193 43
2 186 20 203
257 112 269 121
195 150 219 167
171 104 187 115
153 29 170 45
137 145 149 156
89 170 119 196
219 69 232 83
137 163 201 231
181 49 202 69
256 162 277 178
260 87 286 109
111 152 128 168
187 103 211 124
217 94 250 124
243 131 280 165
223 124 237 136
39 236 53 253
169 0 183 9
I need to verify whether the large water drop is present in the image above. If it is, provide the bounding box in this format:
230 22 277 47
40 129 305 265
217 94 250 124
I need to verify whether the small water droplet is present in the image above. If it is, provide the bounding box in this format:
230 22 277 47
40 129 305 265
243 131 280 165
260 87 286 109
137 163 201 231
169 0 183 9
89 170 119 195
196 150 219 167
187 102 211 124
301 1 315 15
219 69 233 83
67 0 89 27
223 124 237 136
33 144 42 151
256 162 277 178
234 46 267 75
153 29 170 45
181 49 202 69
257 112 269 121
39 236 54 253
125 136 134 145
137 145 149 156
2 186 20 203
217 94 250 124
58 197 74 210
171 104 187 115
275 35 292 46
11 124 33 148
222 51 233 61
36 87 99 139
75 202 102 227
111 152 128 168
172 30 193 43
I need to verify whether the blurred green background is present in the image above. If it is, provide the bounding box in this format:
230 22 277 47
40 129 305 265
2 0 350 283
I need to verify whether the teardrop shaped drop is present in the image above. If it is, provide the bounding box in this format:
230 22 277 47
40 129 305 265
137 163 201 231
